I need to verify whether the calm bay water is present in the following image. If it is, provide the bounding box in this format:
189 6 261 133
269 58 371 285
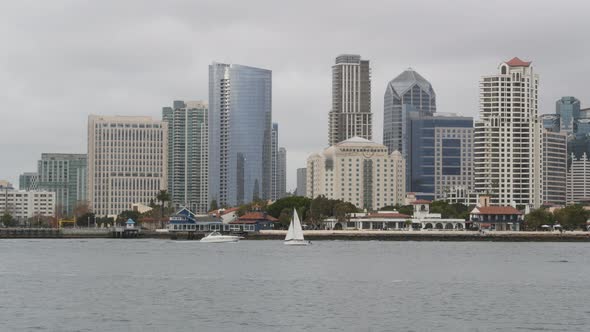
1 239 589 332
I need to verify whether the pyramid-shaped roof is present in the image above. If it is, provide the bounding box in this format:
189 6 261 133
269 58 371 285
387 68 435 98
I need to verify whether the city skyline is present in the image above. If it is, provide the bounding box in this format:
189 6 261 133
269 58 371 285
2 0 590 191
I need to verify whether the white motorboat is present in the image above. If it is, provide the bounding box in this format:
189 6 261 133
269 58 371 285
284 209 311 246
200 232 241 243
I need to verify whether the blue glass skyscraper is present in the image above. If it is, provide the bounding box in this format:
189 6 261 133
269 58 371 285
383 68 436 156
209 63 272 207
408 113 474 200
556 96 580 134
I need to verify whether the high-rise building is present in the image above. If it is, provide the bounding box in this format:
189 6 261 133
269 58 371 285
556 96 580 135
407 113 474 200
296 168 307 196
37 153 87 216
383 68 436 155
270 123 279 200
328 54 372 146
162 100 209 214
474 57 543 208
540 114 560 132
19 172 38 191
542 130 567 205
209 63 272 207
307 137 405 211
88 115 168 217
277 147 287 198
567 153 590 204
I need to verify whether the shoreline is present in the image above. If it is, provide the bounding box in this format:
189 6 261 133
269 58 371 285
2 228 590 242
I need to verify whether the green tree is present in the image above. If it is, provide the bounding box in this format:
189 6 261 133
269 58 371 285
393 204 413 216
1 213 17 227
278 208 292 229
524 208 554 231
429 201 470 219
266 196 311 219
156 190 171 227
118 210 141 224
334 201 356 222
76 212 96 227
209 199 218 212
554 205 590 230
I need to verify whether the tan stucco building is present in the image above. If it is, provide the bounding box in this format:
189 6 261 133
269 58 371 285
306 137 405 211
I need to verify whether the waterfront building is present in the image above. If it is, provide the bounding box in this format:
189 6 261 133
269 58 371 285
328 54 372 146
167 207 228 233
323 200 465 230
296 168 307 196
383 68 436 155
19 172 38 191
567 153 590 204
542 130 567 205
469 196 522 231
556 96 580 135
0 187 55 221
407 112 474 200
228 211 278 233
540 114 560 132
474 57 542 208
36 153 87 216
162 100 209 214
209 63 272 207
306 137 405 211
87 115 168 217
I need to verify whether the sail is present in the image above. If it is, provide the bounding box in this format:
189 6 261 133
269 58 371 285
292 209 304 240
285 217 295 241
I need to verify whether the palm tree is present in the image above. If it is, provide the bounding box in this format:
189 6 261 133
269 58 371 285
156 190 171 228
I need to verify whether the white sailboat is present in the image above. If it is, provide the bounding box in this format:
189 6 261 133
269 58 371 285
284 209 311 246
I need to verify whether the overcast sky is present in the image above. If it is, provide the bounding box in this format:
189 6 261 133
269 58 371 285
1 0 589 190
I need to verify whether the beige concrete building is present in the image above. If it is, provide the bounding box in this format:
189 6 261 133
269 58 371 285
0 188 55 221
306 137 405 211
88 115 168 217
474 57 543 208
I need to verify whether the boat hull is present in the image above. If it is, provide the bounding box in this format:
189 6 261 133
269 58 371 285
200 236 240 243
200 238 239 243
284 240 311 246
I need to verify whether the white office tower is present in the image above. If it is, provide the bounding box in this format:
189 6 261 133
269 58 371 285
88 115 168 217
328 54 372 146
306 137 405 211
567 153 590 204
0 188 55 221
474 58 542 208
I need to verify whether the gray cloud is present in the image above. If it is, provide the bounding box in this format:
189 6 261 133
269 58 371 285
1 0 589 191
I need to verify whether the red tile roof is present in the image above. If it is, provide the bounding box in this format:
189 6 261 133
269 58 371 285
506 57 531 67
231 212 278 224
411 199 432 205
472 206 522 215
367 213 411 219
